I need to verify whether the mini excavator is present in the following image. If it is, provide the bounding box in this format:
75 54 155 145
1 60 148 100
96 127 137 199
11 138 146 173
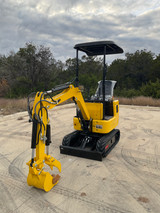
27 41 123 191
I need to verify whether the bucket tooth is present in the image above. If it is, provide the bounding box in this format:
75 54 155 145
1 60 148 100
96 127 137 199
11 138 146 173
52 174 61 184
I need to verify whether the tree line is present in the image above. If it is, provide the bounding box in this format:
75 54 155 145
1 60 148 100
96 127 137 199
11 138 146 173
0 43 160 98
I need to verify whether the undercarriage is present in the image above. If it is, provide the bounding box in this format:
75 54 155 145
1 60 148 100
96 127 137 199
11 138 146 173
60 129 120 161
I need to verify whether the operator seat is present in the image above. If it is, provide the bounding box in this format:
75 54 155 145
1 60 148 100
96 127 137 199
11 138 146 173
91 80 117 101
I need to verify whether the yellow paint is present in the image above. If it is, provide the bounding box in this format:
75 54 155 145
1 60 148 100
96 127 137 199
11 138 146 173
27 84 119 192
27 92 61 192
27 85 90 192
85 102 103 120
43 85 90 120
26 155 61 192
27 169 59 192
74 100 119 134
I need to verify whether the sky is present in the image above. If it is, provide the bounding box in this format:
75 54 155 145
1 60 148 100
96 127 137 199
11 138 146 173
0 0 160 62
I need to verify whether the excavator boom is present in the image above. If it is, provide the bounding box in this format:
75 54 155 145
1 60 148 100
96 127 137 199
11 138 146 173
27 84 91 191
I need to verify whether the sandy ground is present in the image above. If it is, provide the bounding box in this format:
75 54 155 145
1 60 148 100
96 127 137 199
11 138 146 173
0 104 160 213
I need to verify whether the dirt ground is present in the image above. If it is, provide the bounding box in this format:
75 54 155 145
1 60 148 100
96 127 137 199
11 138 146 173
0 104 160 213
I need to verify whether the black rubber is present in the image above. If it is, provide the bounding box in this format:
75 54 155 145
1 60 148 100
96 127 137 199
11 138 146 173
62 131 81 146
96 129 120 157
60 129 120 161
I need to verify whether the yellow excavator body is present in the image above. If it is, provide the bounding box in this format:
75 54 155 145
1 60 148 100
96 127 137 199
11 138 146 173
26 41 123 192
73 100 119 133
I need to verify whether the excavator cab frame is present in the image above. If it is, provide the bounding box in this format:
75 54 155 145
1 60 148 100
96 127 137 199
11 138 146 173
60 41 123 160
74 41 123 116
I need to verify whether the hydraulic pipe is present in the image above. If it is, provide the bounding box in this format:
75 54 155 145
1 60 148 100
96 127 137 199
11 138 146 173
46 124 51 155
30 119 38 166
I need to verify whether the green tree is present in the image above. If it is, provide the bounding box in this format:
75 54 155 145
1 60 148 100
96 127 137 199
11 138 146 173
0 44 160 99
2 43 60 97
141 79 160 98
150 54 160 81
125 50 154 89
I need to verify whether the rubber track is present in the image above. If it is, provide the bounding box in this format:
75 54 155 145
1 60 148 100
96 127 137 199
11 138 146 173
96 129 120 157
62 130 80 146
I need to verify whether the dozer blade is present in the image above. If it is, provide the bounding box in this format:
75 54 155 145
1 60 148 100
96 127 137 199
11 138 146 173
60 129 120 161
60 145 103 161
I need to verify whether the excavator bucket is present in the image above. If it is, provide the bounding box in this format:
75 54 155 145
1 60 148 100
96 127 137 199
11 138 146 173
26 157 61 192
27 170 60 192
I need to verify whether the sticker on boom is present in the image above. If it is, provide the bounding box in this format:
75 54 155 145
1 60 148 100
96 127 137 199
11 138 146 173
96 125 103 129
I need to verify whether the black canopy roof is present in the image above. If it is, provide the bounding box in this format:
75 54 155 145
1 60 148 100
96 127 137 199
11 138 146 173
74 41 123 56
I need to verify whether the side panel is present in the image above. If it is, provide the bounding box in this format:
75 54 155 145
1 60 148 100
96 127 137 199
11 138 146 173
92 100 119 133
74 116 82 130
85 102 103 120
73 100 119 134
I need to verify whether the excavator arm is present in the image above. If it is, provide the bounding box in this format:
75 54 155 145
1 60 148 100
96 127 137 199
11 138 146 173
26 83 90 191
34 84 90 120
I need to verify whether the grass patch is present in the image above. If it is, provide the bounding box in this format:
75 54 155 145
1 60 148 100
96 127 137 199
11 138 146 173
0 96 160 115
0 98 27 115
117 96 160 107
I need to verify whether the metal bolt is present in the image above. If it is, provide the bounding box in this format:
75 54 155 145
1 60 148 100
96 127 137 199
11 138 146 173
38 167 44 175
